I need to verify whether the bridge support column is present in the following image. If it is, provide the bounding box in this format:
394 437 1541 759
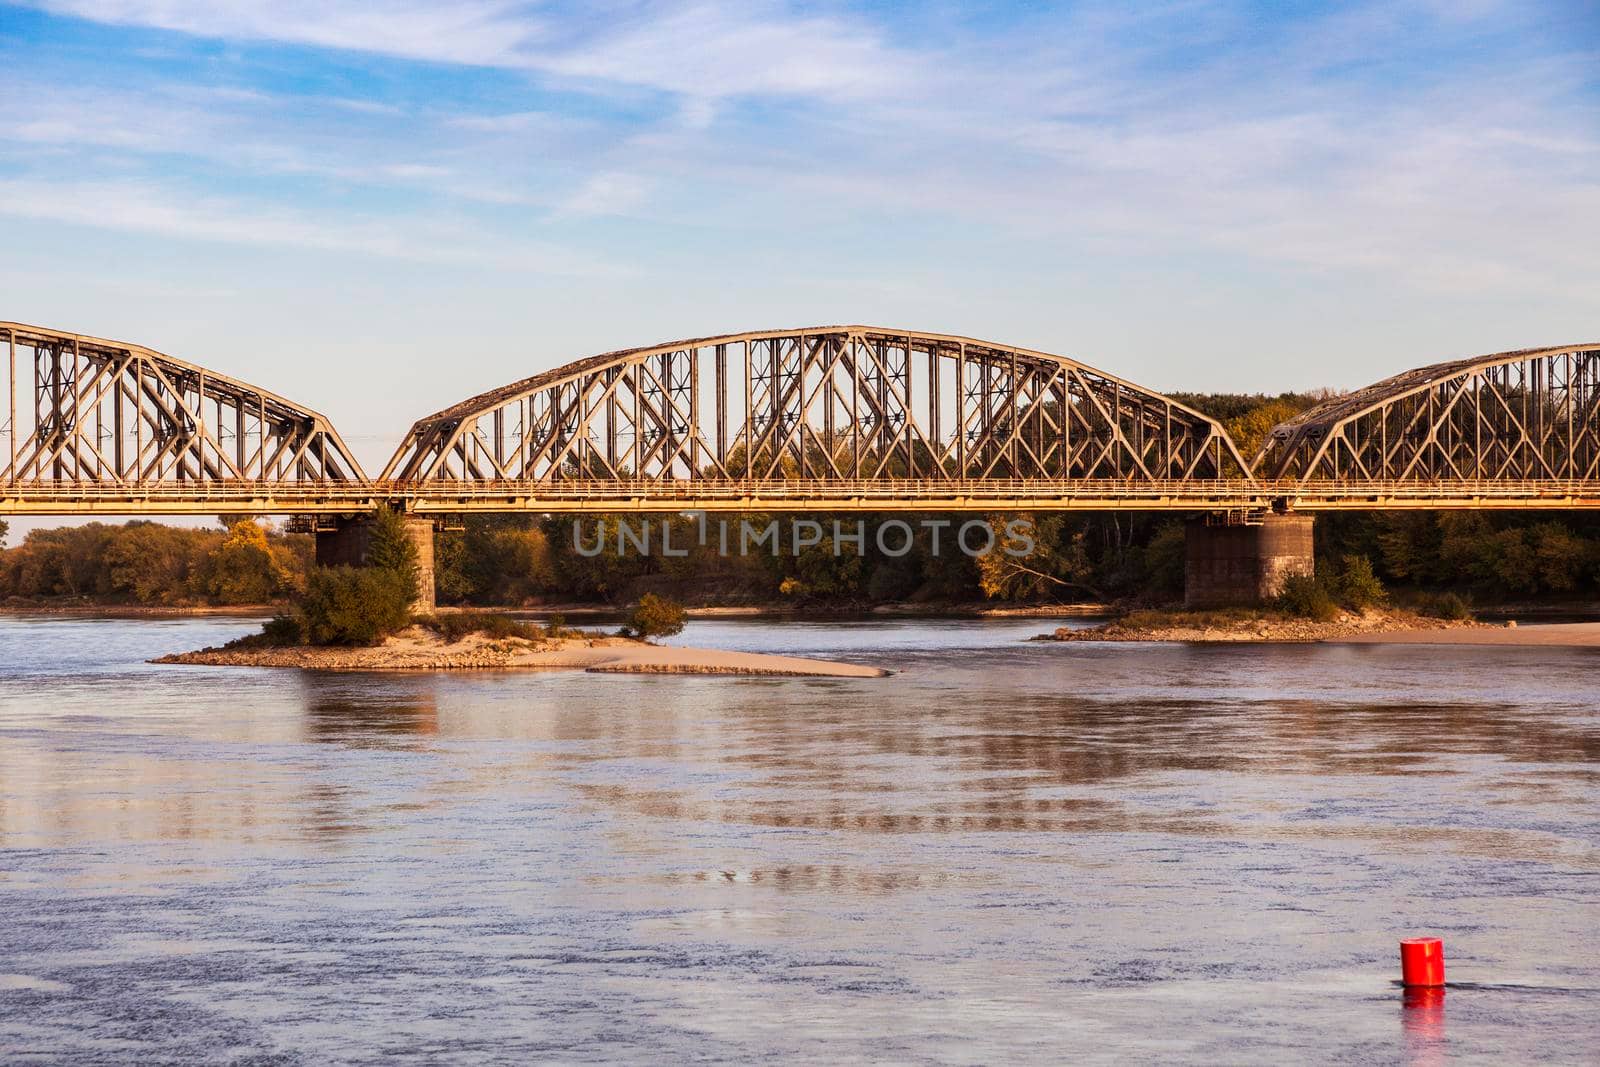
1184 513 1314 609
313 514 436 613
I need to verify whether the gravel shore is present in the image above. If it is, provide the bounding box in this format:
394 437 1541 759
1034 609 1494 644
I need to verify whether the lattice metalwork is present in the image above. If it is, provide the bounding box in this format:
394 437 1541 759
1256 343 1600 482
1 322 364 484
383 327 1250 483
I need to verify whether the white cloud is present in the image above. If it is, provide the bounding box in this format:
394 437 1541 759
539 2 910 101
24 0 911 101
0 178 625 275
9 0 1599 306
552 171 654 219
28 0 544 66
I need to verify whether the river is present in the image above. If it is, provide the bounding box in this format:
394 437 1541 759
1 614 1596 1064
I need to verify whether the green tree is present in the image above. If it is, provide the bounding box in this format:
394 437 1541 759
102 522 202 603
627 592 686 639
1333 554 1387 610
1139 521 1187 598
367 507 421 605
786 534 867 602
1529 523 1586 593
433 529 475 604
299 566 414 645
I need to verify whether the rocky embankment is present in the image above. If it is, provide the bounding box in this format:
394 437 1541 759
154 626 887 677
1035 608 1495 644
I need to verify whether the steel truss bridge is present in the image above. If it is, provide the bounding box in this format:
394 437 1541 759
2 322 1597 515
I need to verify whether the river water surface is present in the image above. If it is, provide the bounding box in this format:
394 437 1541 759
1 615 1597 1064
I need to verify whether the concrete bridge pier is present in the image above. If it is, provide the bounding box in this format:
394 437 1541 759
1184 512 1314 609
313 513 437 613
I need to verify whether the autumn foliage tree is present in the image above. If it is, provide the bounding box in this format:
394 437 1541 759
625 593 686 640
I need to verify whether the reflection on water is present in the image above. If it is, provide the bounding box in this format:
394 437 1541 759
0 614 1597 1063
302 675 441 745
1401 986 1448 1067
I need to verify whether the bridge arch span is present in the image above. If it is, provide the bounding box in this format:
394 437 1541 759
382 326 1251 486
1255 343 1600 483
1 322 365 485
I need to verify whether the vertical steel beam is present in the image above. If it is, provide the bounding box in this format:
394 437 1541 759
6 329 14 484
689 345 700 476
743 341 752 479
715 343 727 467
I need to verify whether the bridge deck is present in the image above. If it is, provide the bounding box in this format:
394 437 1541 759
3 479 1597 514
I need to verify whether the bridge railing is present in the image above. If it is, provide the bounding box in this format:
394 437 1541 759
3 476 1599 512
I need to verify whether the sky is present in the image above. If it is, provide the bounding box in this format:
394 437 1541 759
1 0 1597 478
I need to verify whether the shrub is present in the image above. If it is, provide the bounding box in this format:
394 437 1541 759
1334 554 1387 610
262 612 306 646
300 565 415 645
626 592 686 640
1420 591 1473 621
417 611 539 643
1276 572 1338 621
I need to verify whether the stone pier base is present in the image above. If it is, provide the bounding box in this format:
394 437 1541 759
1184 514 1314 609
313 514 436 612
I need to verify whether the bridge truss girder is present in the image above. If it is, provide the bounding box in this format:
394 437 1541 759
2 322 364 485
382 327 1250 485
1256 344 1600 483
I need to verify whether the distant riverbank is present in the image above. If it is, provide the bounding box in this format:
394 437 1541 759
0 602 281 618
5 599 1106 621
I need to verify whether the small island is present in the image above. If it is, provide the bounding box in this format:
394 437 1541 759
156 619 886 677
1033 606 1494 644
152 510 885 678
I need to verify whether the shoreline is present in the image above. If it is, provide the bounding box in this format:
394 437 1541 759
1332 621 1600 647
0 603 288 618
1035 607 1493 644
6 600 1109 621
1036 609 1600 648
153 627 889 677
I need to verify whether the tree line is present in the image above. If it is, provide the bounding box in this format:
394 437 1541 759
0 518 310 605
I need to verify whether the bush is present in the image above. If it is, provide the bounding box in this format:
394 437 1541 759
416 611 539 643
1334 554 1387 610
626 593 686 640
1420 591 1473 621
299 566 415 645
1276 572 1338 621
262 612 306 646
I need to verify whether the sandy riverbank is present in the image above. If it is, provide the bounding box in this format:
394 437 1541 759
154 626 887 677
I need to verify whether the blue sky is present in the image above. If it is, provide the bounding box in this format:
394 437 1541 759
1 0 1596 471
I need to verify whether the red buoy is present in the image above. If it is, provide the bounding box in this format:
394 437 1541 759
1400 937 1445 987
